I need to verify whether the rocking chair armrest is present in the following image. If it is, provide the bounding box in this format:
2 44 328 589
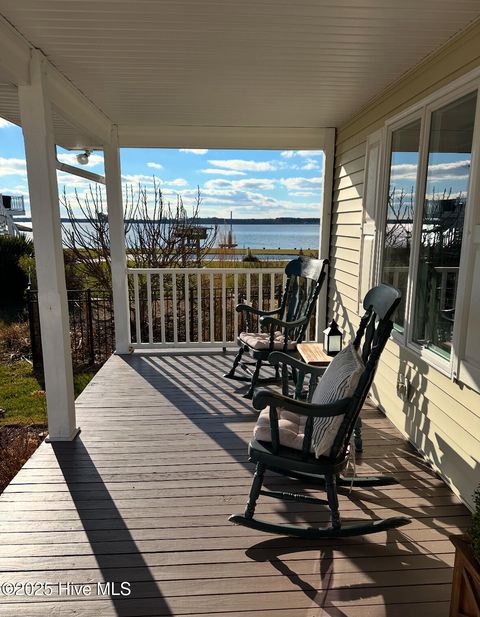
259 315 307 331
235 304 281 316
252 388 352 418
268 351 328 378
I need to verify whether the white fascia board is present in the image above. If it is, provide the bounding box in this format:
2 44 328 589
118 125 332 149
46 60 112 147
0 15 30 85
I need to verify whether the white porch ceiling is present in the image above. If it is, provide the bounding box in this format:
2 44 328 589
0 0 480 147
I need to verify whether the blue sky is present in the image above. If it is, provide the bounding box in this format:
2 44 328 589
0 117 324 219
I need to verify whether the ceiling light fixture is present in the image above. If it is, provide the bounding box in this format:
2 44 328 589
76 149 91 165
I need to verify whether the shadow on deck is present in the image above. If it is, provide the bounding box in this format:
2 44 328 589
0 351 468 616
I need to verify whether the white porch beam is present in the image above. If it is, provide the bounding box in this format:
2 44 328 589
118 125 331 149
0 15 30 85
104 128 131 354
316 128 335 340
18 50 78 441
46 61 112 147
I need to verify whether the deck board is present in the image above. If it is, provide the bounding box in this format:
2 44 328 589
0 351 466 616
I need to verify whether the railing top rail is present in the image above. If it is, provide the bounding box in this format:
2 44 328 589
127 267 285 274
433 266 460 272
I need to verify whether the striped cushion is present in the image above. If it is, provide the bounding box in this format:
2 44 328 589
311 343 364 457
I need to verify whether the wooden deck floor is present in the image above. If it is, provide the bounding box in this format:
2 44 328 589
0 351 468 616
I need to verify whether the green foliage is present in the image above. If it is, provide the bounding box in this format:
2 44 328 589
0 235 33 319
470 486 480 563
18 254 36 288
0 359 95 426
0 360 46 425
73 370 95 398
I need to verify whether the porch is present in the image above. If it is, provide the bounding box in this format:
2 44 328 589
0 351 468 616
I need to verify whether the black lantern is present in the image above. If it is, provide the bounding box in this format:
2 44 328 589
323 319 342 356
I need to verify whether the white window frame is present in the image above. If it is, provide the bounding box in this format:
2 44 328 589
376 68 480 381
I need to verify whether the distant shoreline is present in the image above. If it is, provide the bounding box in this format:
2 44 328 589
14 217 320 225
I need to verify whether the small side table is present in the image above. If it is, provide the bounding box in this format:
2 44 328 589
297 342 334 366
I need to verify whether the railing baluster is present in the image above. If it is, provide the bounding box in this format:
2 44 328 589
270 272 275 310
172 272 178 345
222 271 227 344
159 273 166 344
257 272 263 332
146 272 153 343
184 272 190 344
246 270 251 305
197 273 202 343
233 272 239 340
133 272 141 344
305 278 311 341
210 273 214 342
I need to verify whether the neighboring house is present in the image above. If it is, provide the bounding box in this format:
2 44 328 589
329 21 480 509
0 194 25 236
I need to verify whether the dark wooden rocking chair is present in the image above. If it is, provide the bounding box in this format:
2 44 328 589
224 256 328 398
229 283 411 538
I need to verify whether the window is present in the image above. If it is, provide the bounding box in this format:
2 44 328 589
381 119 421 331
412 92 477 359
378 84 479 372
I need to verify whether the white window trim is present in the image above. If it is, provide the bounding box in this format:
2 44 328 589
376 110 423 348
375 68 480 384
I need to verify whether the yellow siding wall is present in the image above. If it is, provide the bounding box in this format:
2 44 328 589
329 20 480 509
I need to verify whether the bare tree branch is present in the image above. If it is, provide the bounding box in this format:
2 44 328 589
61 182 217 289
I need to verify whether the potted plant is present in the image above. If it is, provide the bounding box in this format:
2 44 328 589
449 486 480 617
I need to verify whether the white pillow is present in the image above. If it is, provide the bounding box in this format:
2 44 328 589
311 343 364 457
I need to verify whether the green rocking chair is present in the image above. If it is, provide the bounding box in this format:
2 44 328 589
224 256 328 398
229 283 411 538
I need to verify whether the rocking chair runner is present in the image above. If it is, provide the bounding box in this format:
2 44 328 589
224 256 329 398
229 283 411 538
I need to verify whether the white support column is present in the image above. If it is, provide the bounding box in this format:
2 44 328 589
104 128 131 353
316 128 336 341
18 50 78 441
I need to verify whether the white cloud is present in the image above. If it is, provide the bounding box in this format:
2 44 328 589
301 159 321 171
204 178 276 191
0 118 14 129
0 157 27 177
280 176 322 191
208 159 276 172
291 191 316 197
168 178 188 187
57 152 104 168
121 174 159 184
391 159 471 182
147 162 163 170
57 172 93 189
281 150 323 158
176 184 320 217
201 168 246 176
179 149 208 155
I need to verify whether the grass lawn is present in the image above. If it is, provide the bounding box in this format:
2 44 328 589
0 360 95 426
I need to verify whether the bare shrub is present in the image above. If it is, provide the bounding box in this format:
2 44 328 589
0 425 45 493
0 321 30 363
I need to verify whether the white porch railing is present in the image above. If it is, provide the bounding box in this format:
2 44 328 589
127 266 301 348
383 264 459 313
